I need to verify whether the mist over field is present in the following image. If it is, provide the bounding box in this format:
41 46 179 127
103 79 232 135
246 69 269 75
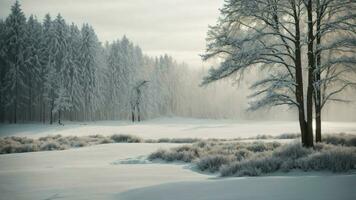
0 0 355 200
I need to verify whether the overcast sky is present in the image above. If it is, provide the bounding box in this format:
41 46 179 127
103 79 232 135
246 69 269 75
0 0 223 67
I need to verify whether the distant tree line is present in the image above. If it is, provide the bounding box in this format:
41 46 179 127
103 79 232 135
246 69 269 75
0 1 193 124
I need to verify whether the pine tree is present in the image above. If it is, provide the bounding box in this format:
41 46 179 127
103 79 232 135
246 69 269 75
66 23 83 120
40 13 54 123
80 24 99 120
52 14 71 124
24 15 43 121
3 0 27 123
0 19 7 122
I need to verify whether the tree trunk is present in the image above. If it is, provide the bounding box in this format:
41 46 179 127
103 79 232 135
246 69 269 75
315 1 322 143
131 109 135 122
28 80 32 121
306 0 315 147
58 110 61 125
0 92 3 123
43 101 46 124
50 98 54 125
137 105 141 122
14 64 18 124
293 5 308 146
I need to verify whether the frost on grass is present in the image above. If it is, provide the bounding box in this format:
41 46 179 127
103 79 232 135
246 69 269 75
322 133 356 147
149 140 356 176
148 141 281 172
110 134 143 143
1 133 355 155
0 134 142 154
112 155 152 165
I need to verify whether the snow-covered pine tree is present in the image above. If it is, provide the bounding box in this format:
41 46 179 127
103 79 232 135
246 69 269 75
105 40 120 119
3 0 27 123
52 14 72 124
40 13 54 123
24 15 43 121
0 19 7 122
66 23 83 120
80 24 100 121
118 36 135 118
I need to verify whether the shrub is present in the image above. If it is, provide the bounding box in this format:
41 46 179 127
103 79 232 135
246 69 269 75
275 133 300 139
110 134 142 143
273 143 313 159
197 155 235 172
220 155 282 177
322 134 356 147
39 134 62 141
148 149 168 160
234 148 254 161
297 147 356 172
246 142 280 152
100 138 114 144
148 145 199 162
40 141 64 151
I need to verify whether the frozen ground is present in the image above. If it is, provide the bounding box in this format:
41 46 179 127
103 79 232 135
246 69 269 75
1 117 356 200
0 143 208 200
0 144 356 200
0 143 355 200
119 173 356 200
1 117 356 139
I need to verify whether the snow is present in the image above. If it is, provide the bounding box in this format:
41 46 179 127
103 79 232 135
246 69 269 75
0 143 208 200
0 143 355 200
1 117 356 139
119 173 356 200
1 118 356 200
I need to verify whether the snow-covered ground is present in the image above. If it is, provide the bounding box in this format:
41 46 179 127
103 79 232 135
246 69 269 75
0 143 208 200
1 117 356 200
119 173 356 200
0 143 355 200
1 117 356 139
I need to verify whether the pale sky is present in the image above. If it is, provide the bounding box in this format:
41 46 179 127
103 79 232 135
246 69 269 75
0 0 223 67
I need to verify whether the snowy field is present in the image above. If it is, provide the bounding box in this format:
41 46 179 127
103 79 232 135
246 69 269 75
1 117 356 139
0 144 356 200
0 143 355 200
1 118 356 200
0 143 208 200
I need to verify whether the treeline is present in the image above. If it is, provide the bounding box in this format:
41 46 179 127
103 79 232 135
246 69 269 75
0 1 191 124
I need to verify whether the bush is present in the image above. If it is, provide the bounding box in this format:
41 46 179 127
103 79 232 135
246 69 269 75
197 155 235 172
275 133 300 139
322 134 356 147
148 145 200 162
297 147 356 172
40 141 64 151
148 137 356 177
110 134 142 143
273 143 313 159
234 148 254 161
220 155 282 177
246 142 280 152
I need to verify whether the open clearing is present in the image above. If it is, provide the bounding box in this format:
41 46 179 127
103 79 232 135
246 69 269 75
1 118 356 200
1 117 356 139
0 143 208 200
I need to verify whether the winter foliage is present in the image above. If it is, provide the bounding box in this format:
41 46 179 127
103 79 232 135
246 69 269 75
0 1 236 123
201 0 356 146
149 139 356 176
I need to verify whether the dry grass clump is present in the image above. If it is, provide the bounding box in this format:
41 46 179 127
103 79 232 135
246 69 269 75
0 134 143 154
148 141 281 172
149 140 356 176
322 133 356 147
